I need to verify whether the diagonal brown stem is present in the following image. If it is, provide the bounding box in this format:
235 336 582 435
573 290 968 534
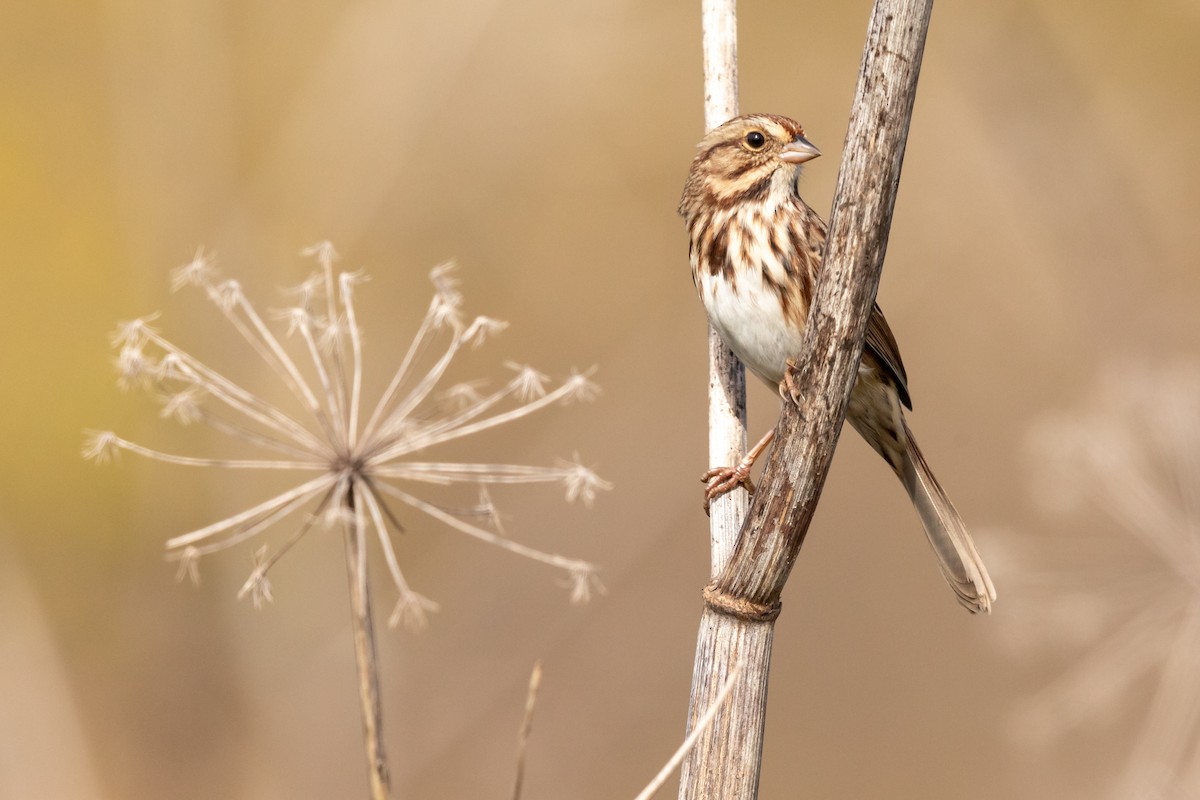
715 0 935 608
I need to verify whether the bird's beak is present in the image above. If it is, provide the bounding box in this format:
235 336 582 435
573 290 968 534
779 136 821 164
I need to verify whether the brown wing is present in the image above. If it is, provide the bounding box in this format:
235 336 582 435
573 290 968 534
864 303 912 410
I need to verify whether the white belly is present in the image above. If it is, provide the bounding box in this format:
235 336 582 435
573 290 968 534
698 269 803 387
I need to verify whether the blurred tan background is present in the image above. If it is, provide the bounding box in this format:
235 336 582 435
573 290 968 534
3 1 1199 798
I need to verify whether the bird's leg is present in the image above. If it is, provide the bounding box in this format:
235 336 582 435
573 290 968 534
701 428 776 513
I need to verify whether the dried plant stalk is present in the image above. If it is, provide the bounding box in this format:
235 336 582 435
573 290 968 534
343 508 390 799
511 660 543 800
679 0 936 797
698 0 749 573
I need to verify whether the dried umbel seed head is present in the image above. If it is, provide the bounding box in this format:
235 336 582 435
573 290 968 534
86 244 609 629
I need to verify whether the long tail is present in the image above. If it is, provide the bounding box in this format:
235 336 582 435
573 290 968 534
899 420 996 613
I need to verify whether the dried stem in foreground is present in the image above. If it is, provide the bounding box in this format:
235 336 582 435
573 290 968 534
680 0 936 797
344 503 390 799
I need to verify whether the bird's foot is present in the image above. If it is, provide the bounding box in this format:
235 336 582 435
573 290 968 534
701 462 756 514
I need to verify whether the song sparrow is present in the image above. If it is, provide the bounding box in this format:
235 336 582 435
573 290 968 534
679 113 995 613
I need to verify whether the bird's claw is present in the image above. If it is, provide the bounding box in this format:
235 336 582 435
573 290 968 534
780 358 802 401
701 464 756 514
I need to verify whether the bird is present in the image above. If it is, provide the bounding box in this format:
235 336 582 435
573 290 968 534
678 113 995 613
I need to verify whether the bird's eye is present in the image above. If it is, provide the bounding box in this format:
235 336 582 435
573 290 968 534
745 131 766 149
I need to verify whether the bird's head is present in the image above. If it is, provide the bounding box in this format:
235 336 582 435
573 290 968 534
680 114 821 214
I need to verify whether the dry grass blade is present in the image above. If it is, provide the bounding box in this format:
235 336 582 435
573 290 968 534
511 659 544 800
635 662 743 800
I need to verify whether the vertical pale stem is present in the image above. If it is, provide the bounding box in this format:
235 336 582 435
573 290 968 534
699 0 748 572
345 489 391 799
706 333 749 571
678 611 773 800
680 2 775 800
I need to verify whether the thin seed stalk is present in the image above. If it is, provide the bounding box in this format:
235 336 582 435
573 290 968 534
344 489 391 799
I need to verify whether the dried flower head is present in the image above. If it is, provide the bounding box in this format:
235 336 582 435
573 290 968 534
85 244 609 630
995 357 1200 798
